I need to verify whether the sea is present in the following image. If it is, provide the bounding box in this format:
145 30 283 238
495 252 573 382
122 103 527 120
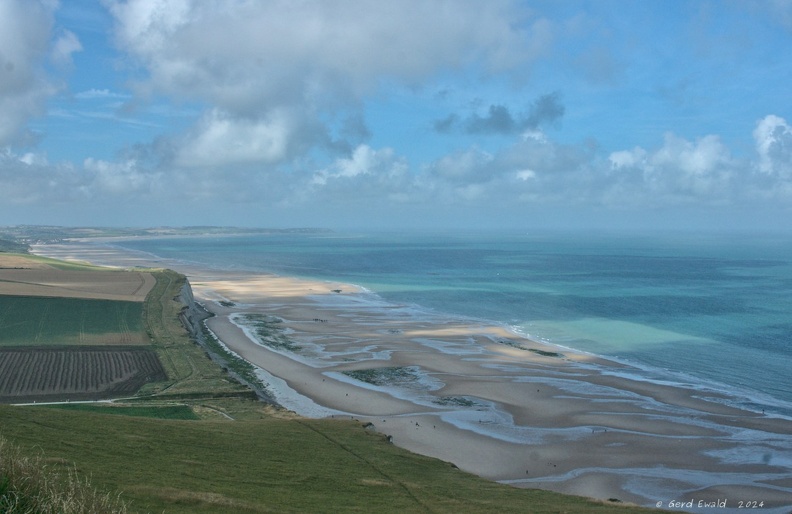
111 229 792 418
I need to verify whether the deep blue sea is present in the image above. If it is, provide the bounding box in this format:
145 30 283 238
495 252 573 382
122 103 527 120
115 230 792 416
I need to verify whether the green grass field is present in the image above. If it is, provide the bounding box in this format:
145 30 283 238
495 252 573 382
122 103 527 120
37 403 200 420
0 296 144 346
0 405 651 514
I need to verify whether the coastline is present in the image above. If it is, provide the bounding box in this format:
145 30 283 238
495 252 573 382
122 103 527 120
31 241 792 511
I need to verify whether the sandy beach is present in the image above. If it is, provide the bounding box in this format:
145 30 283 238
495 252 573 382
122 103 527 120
32 242 792 511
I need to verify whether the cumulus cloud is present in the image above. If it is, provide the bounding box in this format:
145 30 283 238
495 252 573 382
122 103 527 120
0 147 163 205
107 0 539 105
83 157 161 195
428 147 495 183
0 0 70 146
105 0 547 168
608 147 647 170
435 92 564 135
754 114 792 179
420 124 767 211
423 129 597 206
50 29 82 67
174 109 294 168
465 105 518 135
310 145 411 203
607 133 737 204
0 149 79 204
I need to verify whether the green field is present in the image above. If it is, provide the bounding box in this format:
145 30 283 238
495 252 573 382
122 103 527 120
37 403 200 420
0 296 144 346
0 405 650 514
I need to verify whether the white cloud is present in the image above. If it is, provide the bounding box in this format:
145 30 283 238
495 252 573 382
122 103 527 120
108 0 539 105
753 114 792 179
3 113 789 227
0 147 164 209
105 0 546 169
605 133 737 204
0 0 62 145
609 147 647 170
648 133 734 196
106 0 193 58
0 149 79 204
83 157 159 195
311 145 408 189
75 88 130 100
50 29 82 67
429 147 495 184
515 169 536 181
175 109 293 168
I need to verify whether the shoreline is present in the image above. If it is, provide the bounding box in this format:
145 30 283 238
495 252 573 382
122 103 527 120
30 241 792 512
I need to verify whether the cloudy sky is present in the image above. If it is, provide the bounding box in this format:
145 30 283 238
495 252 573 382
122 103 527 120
2 0 791 231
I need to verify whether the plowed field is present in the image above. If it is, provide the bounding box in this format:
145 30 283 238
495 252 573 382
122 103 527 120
0 268 155 301
0 346 167 403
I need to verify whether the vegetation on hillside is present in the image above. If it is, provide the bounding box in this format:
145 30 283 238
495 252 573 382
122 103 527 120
0 434 127 514
139 269 264 402
0 406 651 514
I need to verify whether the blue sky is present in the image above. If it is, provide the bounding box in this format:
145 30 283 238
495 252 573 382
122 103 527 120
1 0 791 232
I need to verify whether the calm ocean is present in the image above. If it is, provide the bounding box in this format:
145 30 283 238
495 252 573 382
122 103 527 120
115 230 792 416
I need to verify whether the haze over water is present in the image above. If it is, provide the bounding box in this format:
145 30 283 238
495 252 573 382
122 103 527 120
115 230 792 417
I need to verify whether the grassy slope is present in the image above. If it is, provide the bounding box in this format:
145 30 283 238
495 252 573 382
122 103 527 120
35 403 200 420
138 269 258 401
0 405 651 514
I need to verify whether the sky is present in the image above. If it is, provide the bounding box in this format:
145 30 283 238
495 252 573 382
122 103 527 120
1 0 792 232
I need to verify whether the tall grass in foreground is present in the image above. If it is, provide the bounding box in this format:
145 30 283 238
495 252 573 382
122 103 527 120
0 435 127 514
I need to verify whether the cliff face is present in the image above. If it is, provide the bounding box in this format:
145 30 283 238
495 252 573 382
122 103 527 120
177 280 207 334
176 279 277 405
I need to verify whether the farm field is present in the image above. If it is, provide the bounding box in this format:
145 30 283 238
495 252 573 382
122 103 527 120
0 253 155 301
0 346 166 403
0 295 145 346
0 252 256 406
0 253 166 403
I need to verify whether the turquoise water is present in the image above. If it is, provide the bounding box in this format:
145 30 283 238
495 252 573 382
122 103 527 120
116 230 792 415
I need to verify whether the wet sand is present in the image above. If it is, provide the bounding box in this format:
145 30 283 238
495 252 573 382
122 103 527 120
32 242 792 511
